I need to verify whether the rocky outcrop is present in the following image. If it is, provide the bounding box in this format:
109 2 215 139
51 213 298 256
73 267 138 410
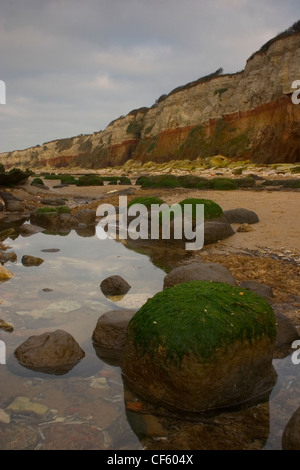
1 30 300 169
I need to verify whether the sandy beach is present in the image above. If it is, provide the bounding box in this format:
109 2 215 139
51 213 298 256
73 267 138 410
23 182 300 253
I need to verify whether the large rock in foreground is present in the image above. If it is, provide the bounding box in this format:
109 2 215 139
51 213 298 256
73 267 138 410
163 262 237 288
14 329 85 374
122 281 277 413
282 407 300 450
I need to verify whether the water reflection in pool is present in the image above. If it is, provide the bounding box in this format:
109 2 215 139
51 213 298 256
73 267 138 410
0 230 299 449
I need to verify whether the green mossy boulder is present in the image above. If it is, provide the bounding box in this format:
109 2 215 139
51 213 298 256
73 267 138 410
179 198 223 220
212 178 238 190
122 281 277 412
76 175 104 186
141 175 181 189
31 177 44 186
128 196 166 209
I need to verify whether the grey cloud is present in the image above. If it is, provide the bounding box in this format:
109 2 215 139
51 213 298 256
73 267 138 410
0 0 299 153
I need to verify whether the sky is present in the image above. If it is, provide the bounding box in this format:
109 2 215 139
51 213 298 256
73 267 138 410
0 0 299 154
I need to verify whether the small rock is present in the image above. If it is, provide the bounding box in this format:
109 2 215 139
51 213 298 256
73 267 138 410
237 223 255 232
19 223 45 235
0 251 17 263
163 262 237 289
100 275 131 296
40 248 60 253
40 198 66 206
0 409 10 424
240 281 273 299
6 396 48 417
5 200 25 212
92 309 136 350
0 228 16 242
0 265 14 280
14 329 85 373
75 209 96 225
274 312 299 358
0 319 13 332
22 255 44 267
223 208 259 224
90 377 109 389
204 221 235 245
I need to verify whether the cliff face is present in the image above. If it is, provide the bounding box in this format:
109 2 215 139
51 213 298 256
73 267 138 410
1 32 300 169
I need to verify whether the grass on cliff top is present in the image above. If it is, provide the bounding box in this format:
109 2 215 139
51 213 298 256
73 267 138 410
127 280 276 366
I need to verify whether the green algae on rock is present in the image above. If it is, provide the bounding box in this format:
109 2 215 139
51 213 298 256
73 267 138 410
178 198 223 220
122 281 277 412
128 196 166 209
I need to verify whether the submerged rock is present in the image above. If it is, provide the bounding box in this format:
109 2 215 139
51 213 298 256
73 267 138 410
14 329 85 374
0 423 39 450
163 261 237 288
122 281 277 413
0 319 13 332
0 408 10 424
5 200 25 212
100 275 131 297
6 396 48 417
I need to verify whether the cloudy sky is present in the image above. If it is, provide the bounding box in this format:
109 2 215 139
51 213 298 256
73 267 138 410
0 0 298 153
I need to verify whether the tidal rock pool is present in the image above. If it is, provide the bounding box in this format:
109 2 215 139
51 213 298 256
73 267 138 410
0 229 299 450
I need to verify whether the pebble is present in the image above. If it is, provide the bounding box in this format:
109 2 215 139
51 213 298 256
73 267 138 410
90 377 109 389
0 265 14 280
6 396 49 417
0 319 14 332
0 408 11 424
